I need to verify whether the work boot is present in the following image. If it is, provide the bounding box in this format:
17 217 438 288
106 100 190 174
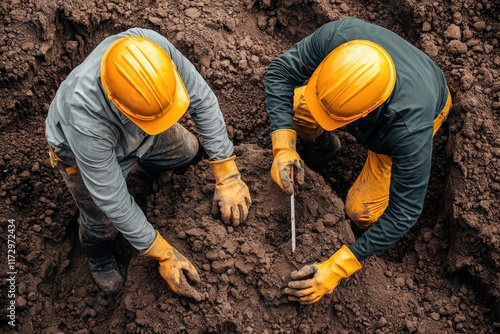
87 256 124 295
300 131 341 168
80 231 124 294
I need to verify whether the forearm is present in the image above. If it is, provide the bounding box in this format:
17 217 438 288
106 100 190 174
171 39 233 160
264 21 345 131
264 42 316 131
68 132 157 250
187 91 234 161
80 164 157 250
350 126 434 260
349 176 428 261
349 212 417 261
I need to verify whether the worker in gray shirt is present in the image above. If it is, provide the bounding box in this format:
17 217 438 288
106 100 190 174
46 28 252 300
265 17 451 304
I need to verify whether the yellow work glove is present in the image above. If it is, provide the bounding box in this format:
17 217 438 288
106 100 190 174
210 155 252 227
271 129 304 195
283 245 362 304
142 230 202 301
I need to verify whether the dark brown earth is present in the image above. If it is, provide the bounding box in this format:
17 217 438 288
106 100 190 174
0 0 499 333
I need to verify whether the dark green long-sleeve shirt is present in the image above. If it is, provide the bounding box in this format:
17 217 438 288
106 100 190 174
265 17 448 261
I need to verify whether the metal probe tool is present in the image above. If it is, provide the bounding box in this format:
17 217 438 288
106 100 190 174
290 166 296 252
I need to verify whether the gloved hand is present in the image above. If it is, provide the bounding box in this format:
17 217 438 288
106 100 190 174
142 230 202 301
283 245 362 304
271 129 304 195
210 155 251 227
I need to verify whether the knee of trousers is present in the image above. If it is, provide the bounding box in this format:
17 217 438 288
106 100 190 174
170 127 200 165
345 192 386 230
345 151 392 229
78 214 119 243
185 133 200 162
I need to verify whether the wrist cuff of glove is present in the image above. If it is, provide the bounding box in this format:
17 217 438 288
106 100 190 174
209 154 236 166
141 230 172 261
209 155 239 183
271 129 297 156
335 245 362 275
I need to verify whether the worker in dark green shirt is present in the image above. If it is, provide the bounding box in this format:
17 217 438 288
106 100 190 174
265 17 452 304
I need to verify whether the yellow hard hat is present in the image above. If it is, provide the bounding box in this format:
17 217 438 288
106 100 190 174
101 36 190 135
304 40 396 131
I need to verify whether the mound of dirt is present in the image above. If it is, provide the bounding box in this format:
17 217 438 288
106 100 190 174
109 144 356 333
0 0 498 333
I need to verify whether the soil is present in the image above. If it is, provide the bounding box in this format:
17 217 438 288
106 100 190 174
0 0 499 333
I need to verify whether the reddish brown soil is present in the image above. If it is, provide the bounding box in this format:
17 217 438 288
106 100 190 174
1 0 499 333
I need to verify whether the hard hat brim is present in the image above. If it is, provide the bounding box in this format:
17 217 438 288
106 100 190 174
131 67 190 135
304 68 352 132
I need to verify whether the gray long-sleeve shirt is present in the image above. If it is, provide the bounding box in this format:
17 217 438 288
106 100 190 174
265 17 449 261
46 28 233 250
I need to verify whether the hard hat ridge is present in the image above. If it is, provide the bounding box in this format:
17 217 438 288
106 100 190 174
305 40 396 131
101 36 190 134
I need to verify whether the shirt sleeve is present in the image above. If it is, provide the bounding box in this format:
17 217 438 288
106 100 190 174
177 57 234 161
264 21 348 131
349 125 434 261
63 123 157 251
